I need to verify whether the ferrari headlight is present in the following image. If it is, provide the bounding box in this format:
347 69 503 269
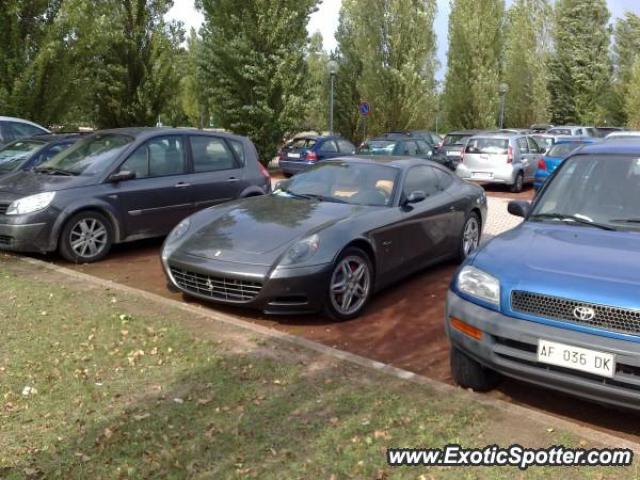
6 192 56 215
167 218 191 244
457 266 501 306
283 234 320 265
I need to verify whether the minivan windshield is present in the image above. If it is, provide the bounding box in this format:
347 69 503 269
0 139 45 173
532 155 640 231
465 138 509 155
37 134 134 176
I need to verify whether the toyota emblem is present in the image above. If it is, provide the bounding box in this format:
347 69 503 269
573 306 596 322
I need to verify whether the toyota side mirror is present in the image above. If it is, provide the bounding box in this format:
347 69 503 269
109 170 136 183
508 200 531 218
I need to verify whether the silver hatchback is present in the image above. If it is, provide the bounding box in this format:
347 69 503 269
455 134 544 192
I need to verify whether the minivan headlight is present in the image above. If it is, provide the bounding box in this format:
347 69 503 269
457 266 501 306
6 192 56 215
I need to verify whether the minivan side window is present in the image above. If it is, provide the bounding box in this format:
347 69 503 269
404 166 441 197
229 139 245 165
527 137 541 153
120 136 186 178
190 136 238 172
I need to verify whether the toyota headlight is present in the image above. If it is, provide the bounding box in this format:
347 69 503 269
282 234 320 265
457 266 501 306
6 192 56 216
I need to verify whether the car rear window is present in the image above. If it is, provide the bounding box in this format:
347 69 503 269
547 143 581 158
464 138 509 155
286 138 317 150
443 134 470 146
358 141 396 155
549 128 572 135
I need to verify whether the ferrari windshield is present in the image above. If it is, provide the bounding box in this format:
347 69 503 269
0 139 45 173
532 155 640 231
37 134 134 176
279 161 399 207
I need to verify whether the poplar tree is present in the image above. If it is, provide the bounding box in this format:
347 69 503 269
198 0 319 162
443 0 505 129
334 0 438 138
502 0 551 127
548 0 611 125
611 13 640 126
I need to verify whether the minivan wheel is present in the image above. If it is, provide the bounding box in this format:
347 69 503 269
59 211 114 263
510 172 524 193
324 247 373 321
457 212 481 262
450 347 501 392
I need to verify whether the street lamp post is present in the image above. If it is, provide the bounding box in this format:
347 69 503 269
498 83 509 129
327 60 338 135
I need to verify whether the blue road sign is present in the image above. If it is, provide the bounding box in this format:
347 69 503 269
359 102 371 116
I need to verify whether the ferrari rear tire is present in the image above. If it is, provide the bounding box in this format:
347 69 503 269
324 247 373 321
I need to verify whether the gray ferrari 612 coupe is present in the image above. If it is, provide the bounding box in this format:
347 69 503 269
162 157 487 320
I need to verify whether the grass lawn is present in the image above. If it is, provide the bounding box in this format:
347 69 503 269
0 256 637 479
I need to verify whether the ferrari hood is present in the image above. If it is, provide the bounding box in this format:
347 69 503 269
182 194 369 265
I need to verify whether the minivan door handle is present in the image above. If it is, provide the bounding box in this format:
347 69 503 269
228 177 239 183
175 182 191 188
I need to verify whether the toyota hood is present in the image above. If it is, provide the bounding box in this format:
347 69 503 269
472 222 640 311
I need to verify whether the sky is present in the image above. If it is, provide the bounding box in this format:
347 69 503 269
167 0 640 80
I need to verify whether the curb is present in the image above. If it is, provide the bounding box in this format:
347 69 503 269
18 256 640 454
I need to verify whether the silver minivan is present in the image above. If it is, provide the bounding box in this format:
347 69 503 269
455 133 544 192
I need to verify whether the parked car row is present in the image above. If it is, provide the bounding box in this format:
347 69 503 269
4 116 640 414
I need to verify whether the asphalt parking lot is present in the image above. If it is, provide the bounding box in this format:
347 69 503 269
26 183 640 443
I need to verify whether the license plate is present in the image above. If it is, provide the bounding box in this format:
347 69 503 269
446 151 459 157
471 172 493 180
537 340 615 378
287 153 301 159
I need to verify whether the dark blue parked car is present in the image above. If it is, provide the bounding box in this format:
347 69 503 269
446 142 640 411
533 138 598 190
279 135 356 177
0 134 84 177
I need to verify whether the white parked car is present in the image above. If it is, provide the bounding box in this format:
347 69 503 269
604 131 640 141
0 117 50 146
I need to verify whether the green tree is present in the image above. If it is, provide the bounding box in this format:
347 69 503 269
502 0 551 127
610 13 640 126
625 59 640 129
548 0 611 125
0 0 64 121
198 0 319 163
443 0 505 129
304 32 330 132
335 0 438 138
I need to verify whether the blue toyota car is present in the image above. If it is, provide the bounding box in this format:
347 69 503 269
533 138 598 190
446 142 640 410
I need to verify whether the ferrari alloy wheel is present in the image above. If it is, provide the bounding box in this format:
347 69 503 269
326 248 373 321
457 212 481 262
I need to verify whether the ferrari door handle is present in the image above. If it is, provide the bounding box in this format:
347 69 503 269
175 182 191 188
